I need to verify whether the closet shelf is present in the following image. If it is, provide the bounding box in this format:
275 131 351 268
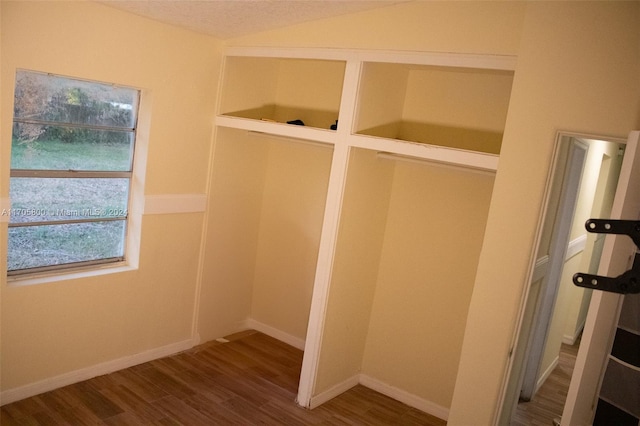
356 122 503 155
215 114 340 145
215 115 499 172
350 133 499 172
221 105 339 131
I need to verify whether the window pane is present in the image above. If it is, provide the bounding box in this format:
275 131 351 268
11 123 133 171
9 70 139 275
13 70 138 129
7 221 126 272
9 178 129 223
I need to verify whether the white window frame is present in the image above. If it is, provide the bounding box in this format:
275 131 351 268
6 70 143 279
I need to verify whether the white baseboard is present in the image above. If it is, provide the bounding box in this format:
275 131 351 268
309 374 360 409
565 234 587 260
0 337 195 406
308 373 449 421
563 319 585 345
535 355 559 393
239 322 448 420
359 374 450 421
243 318 306 350
192 332 202 346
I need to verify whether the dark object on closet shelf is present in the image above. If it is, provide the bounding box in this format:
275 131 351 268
287 119 305 126
330 120 338 130
573 219 640 294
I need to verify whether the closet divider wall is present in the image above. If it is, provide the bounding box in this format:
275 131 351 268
312 148 396 394
206 48 516 420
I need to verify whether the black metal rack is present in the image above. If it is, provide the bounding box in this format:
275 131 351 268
573 219 640 295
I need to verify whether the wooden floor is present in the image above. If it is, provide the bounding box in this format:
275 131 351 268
1 330 446 425
512 340 580 426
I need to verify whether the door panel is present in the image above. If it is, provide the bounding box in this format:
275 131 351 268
520 139 587 401
562 131 640 425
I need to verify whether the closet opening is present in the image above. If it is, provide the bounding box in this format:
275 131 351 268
500 133 626 425
199 127 333 364
307 147 496 421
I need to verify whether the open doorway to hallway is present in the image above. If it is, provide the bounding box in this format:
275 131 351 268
513 339 580 425
500 133 626 425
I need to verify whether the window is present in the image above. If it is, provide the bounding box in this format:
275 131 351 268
6 70 140 276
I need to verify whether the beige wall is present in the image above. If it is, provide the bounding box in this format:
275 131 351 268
403 67 513 133
250 138 333 340
451 2 640 424
1 0 220 391
227 1 526 54
197 128 269 341
355 63 408 134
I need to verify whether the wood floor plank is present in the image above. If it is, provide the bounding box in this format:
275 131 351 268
261 397 331 425
180 393 248 425
109 369 169 402
97 386 167 422
513 340 580 425
399 408 448 426
220 395 287 425
35 389 78 414
55 402 107 426
1 394 48 419
101 410 161 426
152 395 218 424
1 331 448 425
66 381 124 419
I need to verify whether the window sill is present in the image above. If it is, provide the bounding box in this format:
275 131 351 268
6 262 137 287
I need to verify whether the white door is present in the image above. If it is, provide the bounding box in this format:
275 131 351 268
520 139 587 401
562 130 640 425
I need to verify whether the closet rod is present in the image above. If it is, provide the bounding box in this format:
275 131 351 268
248 131 334 149
376 152 496 176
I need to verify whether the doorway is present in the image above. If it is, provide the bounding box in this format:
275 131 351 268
500 133 626 425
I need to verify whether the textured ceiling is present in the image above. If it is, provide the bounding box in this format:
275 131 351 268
98 0 405 39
